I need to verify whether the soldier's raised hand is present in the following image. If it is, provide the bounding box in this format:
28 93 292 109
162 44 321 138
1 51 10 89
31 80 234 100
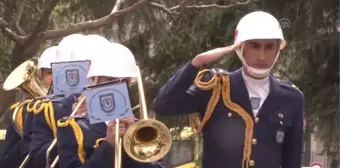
191 42 241 68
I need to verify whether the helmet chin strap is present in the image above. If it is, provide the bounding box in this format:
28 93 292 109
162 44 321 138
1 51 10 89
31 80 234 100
235 43 280 79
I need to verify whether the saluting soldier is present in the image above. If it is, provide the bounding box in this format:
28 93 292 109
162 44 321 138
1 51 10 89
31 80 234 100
152 11 304 168
56 42 165 168
0 46 57 168
29 34 106 168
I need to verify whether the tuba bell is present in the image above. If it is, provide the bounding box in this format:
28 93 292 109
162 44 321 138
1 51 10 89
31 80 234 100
3 58 48 136
3 58 48 99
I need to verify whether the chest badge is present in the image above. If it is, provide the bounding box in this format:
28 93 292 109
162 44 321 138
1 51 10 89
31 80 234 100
276 129 285 144
250 97 261 110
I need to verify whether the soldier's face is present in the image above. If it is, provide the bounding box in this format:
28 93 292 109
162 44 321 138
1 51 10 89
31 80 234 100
41 68 52 87
243 39 280 69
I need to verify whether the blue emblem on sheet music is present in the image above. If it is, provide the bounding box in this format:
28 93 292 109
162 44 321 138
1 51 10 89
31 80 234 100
51 60 89 95
84 81 133 124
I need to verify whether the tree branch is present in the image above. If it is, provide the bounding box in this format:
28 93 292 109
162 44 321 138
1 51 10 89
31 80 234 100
149 2 179 15
176 0 253 10
0 17 24 44
30 0 61 38
15 0 26 35
111 0 126 14
38 0 149 40
111 0 126 42
150 0 253 14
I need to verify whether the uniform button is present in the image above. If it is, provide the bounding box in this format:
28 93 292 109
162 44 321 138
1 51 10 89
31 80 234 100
252 138 257 145
249 160 255 166
228 113 232 117
255 117 260 123
278 113 284 118
280 121 283 125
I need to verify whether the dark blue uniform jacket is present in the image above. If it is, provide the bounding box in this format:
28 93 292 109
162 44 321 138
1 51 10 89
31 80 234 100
29 94 76 168
152 62 305 168
0 100 35 168
57 115 165 168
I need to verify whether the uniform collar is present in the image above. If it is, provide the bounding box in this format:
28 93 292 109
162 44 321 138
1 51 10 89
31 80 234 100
229 68 283 117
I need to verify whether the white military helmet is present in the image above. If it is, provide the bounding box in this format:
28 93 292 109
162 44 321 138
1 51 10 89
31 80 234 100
234 11 286 78
70 34 110 61
55 34 87 62
37 46 57 75
87 43 138 80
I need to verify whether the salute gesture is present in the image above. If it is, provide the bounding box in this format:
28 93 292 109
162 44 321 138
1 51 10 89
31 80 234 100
191 42 241 68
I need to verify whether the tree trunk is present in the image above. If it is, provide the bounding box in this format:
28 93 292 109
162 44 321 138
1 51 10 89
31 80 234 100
11 39 41 68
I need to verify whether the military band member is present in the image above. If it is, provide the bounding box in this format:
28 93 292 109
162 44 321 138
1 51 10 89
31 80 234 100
0 46 57 168
37 46 57 89
56 42 165 168
29 34 110 168
152 11 304 168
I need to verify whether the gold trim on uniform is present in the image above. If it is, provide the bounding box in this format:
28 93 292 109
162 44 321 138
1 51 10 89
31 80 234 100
189 69 254 168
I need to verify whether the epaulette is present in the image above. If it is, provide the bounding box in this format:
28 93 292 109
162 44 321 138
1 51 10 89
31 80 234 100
69 113 87 120
28 95 75 138
276 79 301 93
10 102 21 110
31 94 76 115
50 94 77 107
193 68 229 85
14 99 35 112
10 99 31 111
35 94 65 101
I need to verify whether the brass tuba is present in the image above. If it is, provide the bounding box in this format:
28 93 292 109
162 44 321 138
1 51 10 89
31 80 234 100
3 58 48 99
3 58 48 136
3 58 48 168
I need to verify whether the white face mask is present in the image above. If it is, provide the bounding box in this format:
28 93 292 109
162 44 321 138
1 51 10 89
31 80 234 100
235 43 280 78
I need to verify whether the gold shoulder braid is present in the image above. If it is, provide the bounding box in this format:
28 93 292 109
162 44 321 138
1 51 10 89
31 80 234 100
57 118 85 163
28 99 57 138
189 69 254 168
13 99 34 134
10 102 20 110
